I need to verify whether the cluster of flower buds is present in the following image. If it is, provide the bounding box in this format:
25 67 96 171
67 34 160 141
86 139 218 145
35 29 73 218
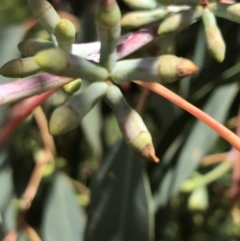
0 0 203 162
122 0 240 62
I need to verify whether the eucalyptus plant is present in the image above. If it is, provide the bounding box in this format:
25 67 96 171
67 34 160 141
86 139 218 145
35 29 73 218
0 0 199 162
0 0 240 240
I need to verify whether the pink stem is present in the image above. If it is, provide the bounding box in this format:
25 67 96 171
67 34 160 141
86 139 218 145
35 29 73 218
134 81 240 152
0 74 72 106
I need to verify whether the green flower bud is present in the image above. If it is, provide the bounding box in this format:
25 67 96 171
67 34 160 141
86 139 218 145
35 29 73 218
0 57 41 78
157 0 200 5
202 7 225 62
62 78 82 94
49 105 79 135
18 39 54 57
28 0 60 35
209 3 240 24
54 19 76 51
35 48 109 81
95 0 121 71
49 82 109 135
123 0 159 10
105 84 159 162
188 187 209 211
158 7 203 35
111 55 197 84
121 8 168 29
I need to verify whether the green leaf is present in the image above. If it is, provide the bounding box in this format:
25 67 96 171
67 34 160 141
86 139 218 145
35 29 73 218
0 149 14 213
41 172 86 241
85 140 154 241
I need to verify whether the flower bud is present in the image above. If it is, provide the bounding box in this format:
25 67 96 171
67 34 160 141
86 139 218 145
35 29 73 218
0 57 41 78
111 55 197 84
49 82 109 135
54 19 76 52
226 3 240 23
18 39 54 57
209 3 240 24
157 0 200 5
158 7 203 35
121 8 168 29
28 0 60 35
62 78 82 94
123 0 158 10
35 48 109 81
105 84 159 162
95 0 121 71
202 7 225 62
188 187 209 211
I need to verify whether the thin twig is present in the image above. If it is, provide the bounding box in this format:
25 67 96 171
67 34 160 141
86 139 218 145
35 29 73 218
201 152 228 166
134 81 240 152
33 106 56 156
20 150 53 210
182 159 233 192
22 221 43 241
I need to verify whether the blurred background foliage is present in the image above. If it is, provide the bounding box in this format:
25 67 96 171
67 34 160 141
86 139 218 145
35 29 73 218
0 0 240 241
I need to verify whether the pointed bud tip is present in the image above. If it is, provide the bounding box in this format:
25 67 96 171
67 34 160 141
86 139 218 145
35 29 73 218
177 58 198 78
49 105 79 135
141 144 160 163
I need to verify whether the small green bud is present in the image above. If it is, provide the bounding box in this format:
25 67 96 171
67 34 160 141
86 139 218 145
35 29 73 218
123 0 158 10
49 82 109 135
49 105 79 135
18 39 54 57
54 19 76 51
0 57 41 78
158 7 203 35
188 187 209 211
105 84 159 162
202 7 225 62
95 0 121 27
121 8 168 29
157 0 200 5
95 0 121 71
209 3 240 24
62 78 82 94
111 55 198 84
35 48 109 81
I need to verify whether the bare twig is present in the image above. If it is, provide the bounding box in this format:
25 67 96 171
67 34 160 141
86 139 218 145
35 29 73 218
201 152 228 166
20 150 53 210
22 220 43 241
33 106 56 156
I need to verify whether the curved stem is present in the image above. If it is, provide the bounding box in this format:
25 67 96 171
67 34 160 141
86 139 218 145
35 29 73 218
134 81 240 152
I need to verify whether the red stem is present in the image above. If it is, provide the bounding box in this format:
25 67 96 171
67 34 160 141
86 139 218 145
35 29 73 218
134 81 240 152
